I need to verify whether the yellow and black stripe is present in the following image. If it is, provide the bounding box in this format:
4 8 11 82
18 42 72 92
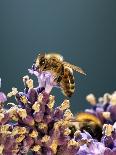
61 67 75 97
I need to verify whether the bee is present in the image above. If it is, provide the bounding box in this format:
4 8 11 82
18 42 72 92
75 112 103 141
34 53 86 97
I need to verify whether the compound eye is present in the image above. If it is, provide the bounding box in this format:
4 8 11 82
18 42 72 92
42 60 45 64
40 59 45 66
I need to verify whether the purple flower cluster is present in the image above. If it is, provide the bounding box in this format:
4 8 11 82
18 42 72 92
85 93 116 154
0 70 116 155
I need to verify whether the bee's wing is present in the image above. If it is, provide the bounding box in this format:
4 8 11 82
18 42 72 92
63 61 86 75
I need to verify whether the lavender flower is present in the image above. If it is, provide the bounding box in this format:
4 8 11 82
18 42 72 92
0 92 7 103
0 61 116 155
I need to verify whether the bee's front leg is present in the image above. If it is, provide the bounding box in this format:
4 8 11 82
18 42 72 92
44 72 57 94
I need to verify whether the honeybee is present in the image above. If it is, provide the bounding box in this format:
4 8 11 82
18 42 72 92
34 53 86 97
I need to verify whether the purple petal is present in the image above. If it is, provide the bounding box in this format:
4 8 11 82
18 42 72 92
104 148 113 155
0 92 7 103
89 142 106 154
107 105 116 122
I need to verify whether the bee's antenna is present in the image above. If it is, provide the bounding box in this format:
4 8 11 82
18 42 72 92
38 52 46 58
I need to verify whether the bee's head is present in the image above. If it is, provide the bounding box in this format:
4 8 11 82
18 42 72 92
34 53 47 71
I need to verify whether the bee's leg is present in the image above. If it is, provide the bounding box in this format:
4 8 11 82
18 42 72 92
57 76 62 83
61 65 64 75
54 76 62 86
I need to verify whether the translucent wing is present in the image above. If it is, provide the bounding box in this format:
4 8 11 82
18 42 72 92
63 61 86 75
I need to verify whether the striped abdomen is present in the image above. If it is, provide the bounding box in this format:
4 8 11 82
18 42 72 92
60 67 75 97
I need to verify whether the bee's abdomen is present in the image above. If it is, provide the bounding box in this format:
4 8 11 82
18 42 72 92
61 67 75 97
